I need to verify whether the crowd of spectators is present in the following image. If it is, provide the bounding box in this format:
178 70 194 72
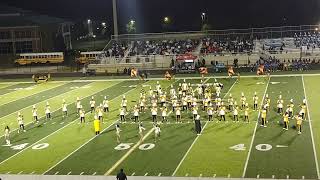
201 37 254 54
294 32 320 49
105 42 128 57
128 39 200 56
253 56 320 72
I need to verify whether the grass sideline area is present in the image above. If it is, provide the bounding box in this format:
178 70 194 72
0 73 319 179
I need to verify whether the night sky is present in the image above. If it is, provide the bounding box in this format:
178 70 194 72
2 0 320 33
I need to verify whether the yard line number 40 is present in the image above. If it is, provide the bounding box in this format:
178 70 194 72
230 144 273 152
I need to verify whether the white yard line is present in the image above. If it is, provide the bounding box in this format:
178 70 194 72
302 75 320 179
0 120 77 166
172 79 237 176
0 83 64 107
43 80 166 174
0 84 37 98
0 81 118 138
1 72 320 84
105 128 155 175
242 76 270 178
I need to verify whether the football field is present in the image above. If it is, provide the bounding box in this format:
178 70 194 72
0 74 320 179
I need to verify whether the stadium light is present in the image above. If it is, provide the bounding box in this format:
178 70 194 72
164 17 170 23
201 12 206 21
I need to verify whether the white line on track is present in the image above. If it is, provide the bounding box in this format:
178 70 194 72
242 76 270 178
43 80 161 175
172 78 237 176
302 75 320 179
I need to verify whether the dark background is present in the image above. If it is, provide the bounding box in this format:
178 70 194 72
2 0 320 33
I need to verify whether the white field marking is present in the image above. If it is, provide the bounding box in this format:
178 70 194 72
18 171 23 174
67 171 72 175
60 122 64 124
0 121 77 166
101 80 179 175
6 171 11 174
0 84 37 98
257 174 260 178
80 172 84 175
242 76 270 178
131 172 135 176
302 75 320 179
276 145 288 148
105 128 155 175
158 173 162 176
30 171 35 174
0 81 101 138
1 73 320 85
52 122 56 124
54 171 59 175
172 79 237 176
92 172 97 176
0 83 64 107
43 80 166 174
144 173 148 176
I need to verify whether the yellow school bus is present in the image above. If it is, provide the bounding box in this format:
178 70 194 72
15 52 64 65
75 51 102 64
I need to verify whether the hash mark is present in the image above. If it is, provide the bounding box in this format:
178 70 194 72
18 171 23 174
144 173 148 176
92 172 97 176
67 171 72 175
54 171 59 175
80 172 84 175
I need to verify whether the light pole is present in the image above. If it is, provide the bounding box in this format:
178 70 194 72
112 0 119 39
